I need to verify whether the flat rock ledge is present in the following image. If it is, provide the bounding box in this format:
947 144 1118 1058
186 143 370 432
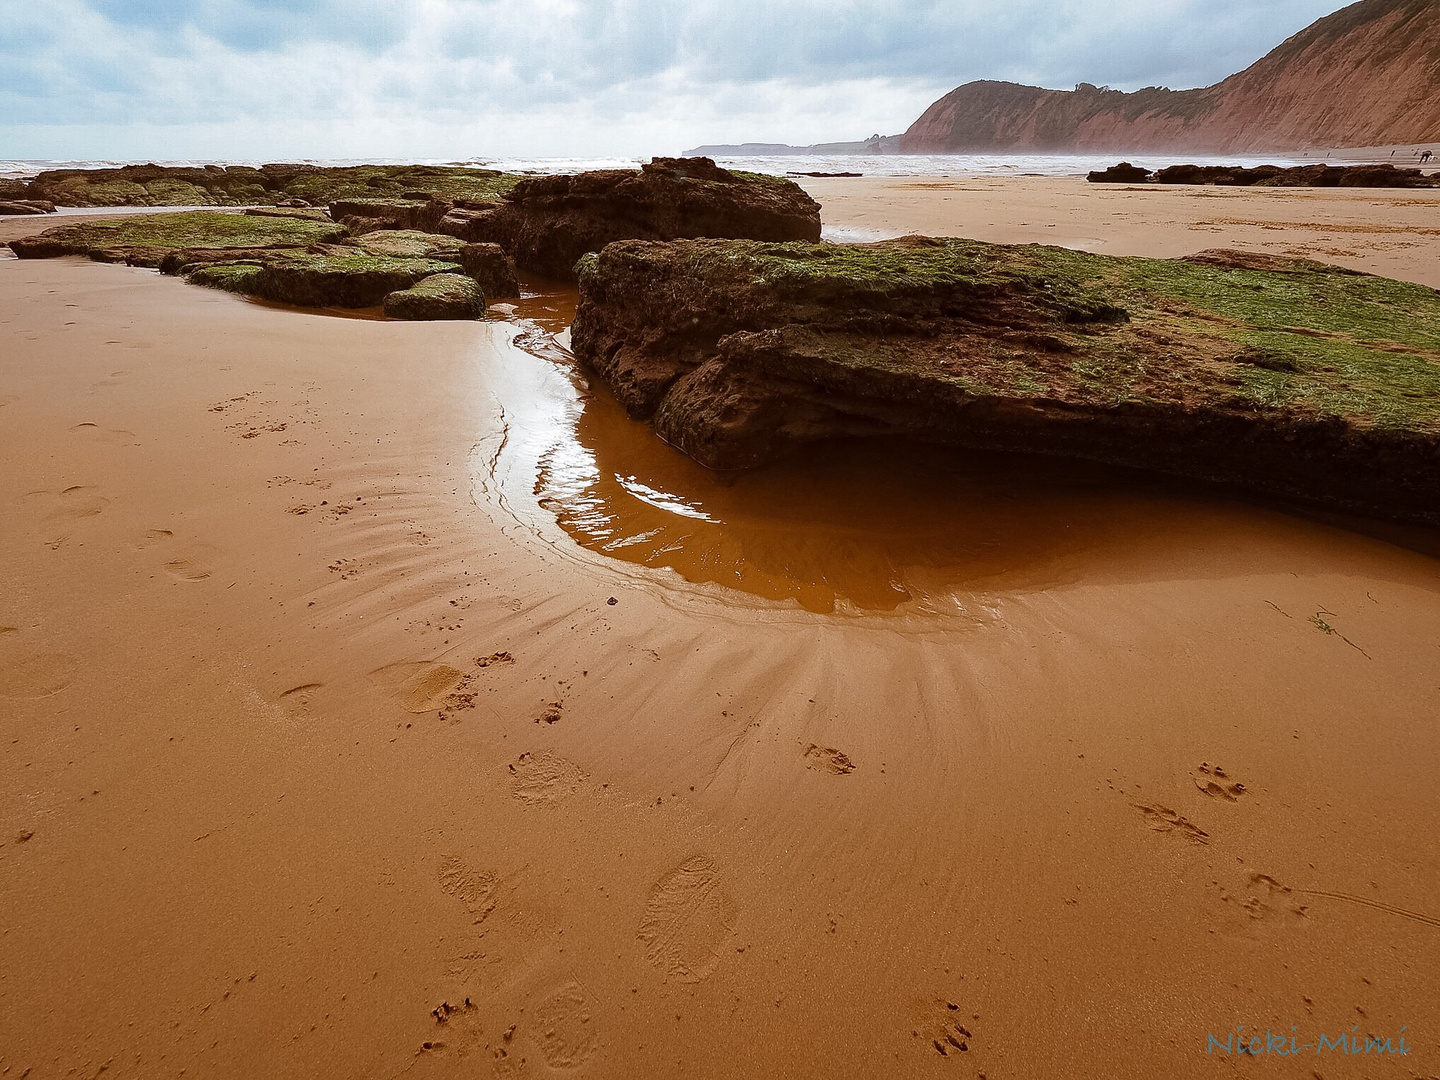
5 212 502 315
572 237 1440 526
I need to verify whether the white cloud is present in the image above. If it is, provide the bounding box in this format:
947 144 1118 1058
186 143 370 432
0 0 1347 158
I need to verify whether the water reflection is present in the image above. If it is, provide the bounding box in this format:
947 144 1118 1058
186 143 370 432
481 284 1438 616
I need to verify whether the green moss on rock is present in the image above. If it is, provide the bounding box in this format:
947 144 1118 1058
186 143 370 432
186 264 267 294
9 211 347 261
382 274 486 320
16 164 522 209
350 230 465 259
572 236 1440 524
249 255 461 308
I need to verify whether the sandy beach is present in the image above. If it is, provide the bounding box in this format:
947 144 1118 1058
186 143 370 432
3 178 1439 1078
809 175 1440 287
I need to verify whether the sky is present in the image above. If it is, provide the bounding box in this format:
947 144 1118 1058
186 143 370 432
0 0 1348 161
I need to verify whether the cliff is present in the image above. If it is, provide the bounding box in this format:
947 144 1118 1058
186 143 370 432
898 0 1440 153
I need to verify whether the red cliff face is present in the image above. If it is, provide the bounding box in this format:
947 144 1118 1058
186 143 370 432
897 0 1440 153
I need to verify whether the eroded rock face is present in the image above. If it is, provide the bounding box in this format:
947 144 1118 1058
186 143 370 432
456 243 520 298
382 274 485 320
437 157 822 279
573 236 1440 525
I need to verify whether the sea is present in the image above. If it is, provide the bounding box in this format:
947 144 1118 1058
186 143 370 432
0 152 1332 182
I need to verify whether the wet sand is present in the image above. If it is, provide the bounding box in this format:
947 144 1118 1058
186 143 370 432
3 184 1440 1078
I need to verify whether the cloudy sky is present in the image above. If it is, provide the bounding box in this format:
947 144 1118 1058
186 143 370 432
1 0 1346 160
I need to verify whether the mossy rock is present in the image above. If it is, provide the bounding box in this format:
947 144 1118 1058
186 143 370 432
243 207 333 222
38 177 150 207
8 211 347 260
573 236 1440 524
19 163 523 209
252 256 462 308
382 274 486 320
350 229 465 259
278 166 519 206
186 264 267 295
141 179 220 205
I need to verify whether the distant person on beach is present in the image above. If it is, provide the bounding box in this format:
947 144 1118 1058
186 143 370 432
1421 150 1434 165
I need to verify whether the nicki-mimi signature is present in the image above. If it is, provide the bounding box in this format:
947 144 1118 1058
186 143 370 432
1207 1025 1410 1057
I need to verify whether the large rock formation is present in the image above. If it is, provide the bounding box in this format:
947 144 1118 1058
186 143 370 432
899 0 1440 153
434 157 822 279
572 237 1440 526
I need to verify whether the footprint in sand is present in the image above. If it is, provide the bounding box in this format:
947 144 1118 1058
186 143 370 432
164 546 219 581
42 485 108 522
0 629 77 699
38 486 109 545
533 980 599 1070
68 423 137 444
277 683 323 719
508 751 587 804
1192 762 1247 801
131 528 173 551
1133 803 1210 844
1221 872 1309 923
913 999 977 1059
438 855 498 924
371 660 469 713
638 856 737 983
803 743 855 775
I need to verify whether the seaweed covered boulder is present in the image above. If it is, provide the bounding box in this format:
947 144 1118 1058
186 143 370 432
382 274 485 320
7 211 348 265
572 236 1440 525
236 255 462 308
438 157 822 279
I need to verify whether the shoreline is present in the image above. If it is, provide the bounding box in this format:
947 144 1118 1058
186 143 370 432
6 144 1438 187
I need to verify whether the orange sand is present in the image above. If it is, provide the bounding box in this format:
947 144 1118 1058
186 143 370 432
2 182 1439 1078
803 174 1440 288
